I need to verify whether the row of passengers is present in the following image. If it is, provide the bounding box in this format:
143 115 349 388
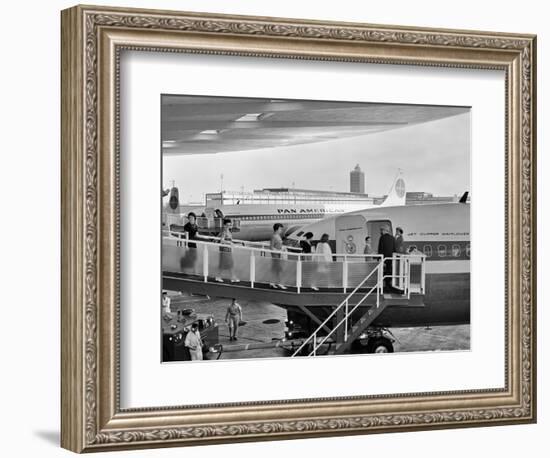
183 217 334 289
181 215 406 289
299 226 406 292
271 225 333 290
183 212 404 259
298 227 405 258
365 227 405 255
183 212 405 256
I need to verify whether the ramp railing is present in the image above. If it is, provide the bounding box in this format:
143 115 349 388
163 234 383 292
391 252 426 297
290 260 385 357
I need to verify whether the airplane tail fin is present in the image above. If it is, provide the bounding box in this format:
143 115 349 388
380 170 406 207
168 186 180 210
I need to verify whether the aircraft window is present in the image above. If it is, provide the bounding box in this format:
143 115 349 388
423 245 432 257
438 245 447 257
452 245 461 257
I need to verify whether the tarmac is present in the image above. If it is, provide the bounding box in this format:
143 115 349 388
167 292 470 360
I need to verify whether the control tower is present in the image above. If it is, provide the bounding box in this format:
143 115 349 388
350 164 365 194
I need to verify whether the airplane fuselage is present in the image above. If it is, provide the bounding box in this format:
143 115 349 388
285 203 471 328
222 202 376 241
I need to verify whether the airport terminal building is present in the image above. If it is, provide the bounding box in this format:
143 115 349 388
205 188 458 207
205 188 377 207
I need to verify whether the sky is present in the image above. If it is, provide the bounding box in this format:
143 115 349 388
163 111 470 204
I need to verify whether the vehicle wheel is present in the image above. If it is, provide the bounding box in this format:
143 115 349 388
366 337 394 354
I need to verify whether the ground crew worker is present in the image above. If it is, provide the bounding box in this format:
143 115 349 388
162 291 171 314
225 299 243 341
184 323 203 360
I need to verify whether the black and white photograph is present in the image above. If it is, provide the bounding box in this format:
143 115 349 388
161 95 471 362
2 0 541 454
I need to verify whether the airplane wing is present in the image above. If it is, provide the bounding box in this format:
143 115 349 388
162 96 469 156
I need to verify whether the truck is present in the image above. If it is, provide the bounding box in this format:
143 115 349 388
162 308 220 362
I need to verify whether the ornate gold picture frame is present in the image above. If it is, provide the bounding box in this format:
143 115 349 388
61 4 536 453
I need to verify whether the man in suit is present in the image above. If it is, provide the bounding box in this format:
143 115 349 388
378 225 396 291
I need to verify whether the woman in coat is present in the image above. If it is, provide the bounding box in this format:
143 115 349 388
317 233 333 262
314 233 333 287
216 219 239 283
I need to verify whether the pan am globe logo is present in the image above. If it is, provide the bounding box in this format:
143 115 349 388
344 235 357 254
395 178 406 198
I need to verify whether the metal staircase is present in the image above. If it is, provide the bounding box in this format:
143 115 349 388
291 255 421 357
331 301 389 355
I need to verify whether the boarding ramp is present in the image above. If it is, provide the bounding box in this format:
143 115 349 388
163 234 425 300
163 235 426 353
163 235 405 293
